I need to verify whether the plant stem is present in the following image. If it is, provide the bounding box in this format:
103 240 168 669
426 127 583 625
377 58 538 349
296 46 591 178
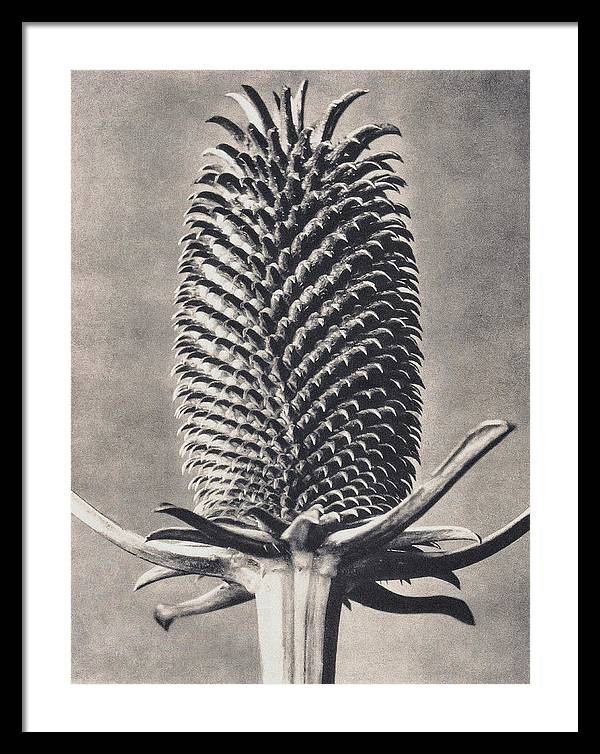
254 555 343 684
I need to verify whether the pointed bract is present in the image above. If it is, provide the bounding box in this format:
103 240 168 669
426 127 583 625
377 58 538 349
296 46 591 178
347 582 475 625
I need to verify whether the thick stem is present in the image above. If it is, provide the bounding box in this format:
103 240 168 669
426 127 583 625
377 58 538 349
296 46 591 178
254 555 343 684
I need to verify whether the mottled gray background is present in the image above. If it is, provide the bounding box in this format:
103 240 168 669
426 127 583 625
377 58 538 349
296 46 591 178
72 70 529 684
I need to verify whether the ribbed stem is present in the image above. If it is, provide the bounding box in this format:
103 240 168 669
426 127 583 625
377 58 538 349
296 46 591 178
254 555 343 684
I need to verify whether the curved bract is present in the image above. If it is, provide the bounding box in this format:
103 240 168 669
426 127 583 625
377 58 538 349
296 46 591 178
175 81 422 526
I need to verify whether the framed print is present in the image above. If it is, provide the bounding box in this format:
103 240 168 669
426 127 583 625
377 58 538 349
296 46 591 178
24 21 578 732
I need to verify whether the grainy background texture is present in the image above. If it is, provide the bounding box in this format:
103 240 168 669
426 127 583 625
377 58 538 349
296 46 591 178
72 70 529 684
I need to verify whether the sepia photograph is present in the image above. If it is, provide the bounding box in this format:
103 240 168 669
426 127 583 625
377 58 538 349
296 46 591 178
71 69 530 685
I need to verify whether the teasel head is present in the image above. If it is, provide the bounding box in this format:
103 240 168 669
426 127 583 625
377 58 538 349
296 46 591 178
173 81 421 531
72 80 529 684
